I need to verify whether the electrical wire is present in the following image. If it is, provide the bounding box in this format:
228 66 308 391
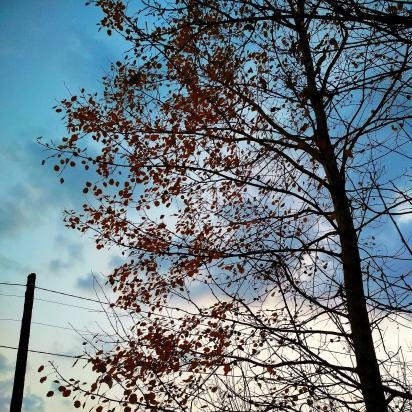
35 286 112 306
0 281 113 306
0 344 88 360
0 292 131 319
0 293 23 298
0 292 98 312
0 282 26 287
0 318 104 336
35 297 98 311
2 282 410 367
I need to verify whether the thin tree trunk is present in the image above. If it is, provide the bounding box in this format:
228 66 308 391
293 1 388 409
329 172 388 412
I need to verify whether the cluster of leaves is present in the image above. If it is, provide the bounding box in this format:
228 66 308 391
40 0 411 411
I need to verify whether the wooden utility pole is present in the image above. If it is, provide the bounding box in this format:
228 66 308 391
10 273 36 412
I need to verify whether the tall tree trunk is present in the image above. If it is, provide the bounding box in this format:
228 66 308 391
293 1 388 409
314 122 388 411
328 169 388 412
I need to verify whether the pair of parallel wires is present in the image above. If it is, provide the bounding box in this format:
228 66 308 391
1 281 410 367
0 281 115 360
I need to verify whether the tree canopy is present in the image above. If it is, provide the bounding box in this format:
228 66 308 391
41 1 412 411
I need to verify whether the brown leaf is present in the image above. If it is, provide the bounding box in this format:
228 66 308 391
129 393 138 404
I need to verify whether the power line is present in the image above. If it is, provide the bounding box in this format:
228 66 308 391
0 293 99 312
35 297 98 311
0 344 88 360
0 281 114 306
0 318 104 336
0 282 25 287
0 293 131 320
4 283 409 366
35 286 113 306
0 293 24 298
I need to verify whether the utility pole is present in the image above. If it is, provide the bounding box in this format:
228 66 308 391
10 273 36 412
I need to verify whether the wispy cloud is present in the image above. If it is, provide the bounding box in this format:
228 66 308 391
108 254 126 269
0 379 12 412
0 184 48 237
0 380 45 412
23 393 45 412
75 272 99 291
54 235 84 261
0 354 12 375
48 258 71 274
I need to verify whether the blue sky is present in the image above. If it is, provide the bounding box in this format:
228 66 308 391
0 2 127 411
0 2 411 412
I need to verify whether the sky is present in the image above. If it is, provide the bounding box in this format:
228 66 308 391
0 2 411 412
0 1 128 411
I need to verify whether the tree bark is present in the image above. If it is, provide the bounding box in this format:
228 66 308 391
328 169 388 412
293 1 388 409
